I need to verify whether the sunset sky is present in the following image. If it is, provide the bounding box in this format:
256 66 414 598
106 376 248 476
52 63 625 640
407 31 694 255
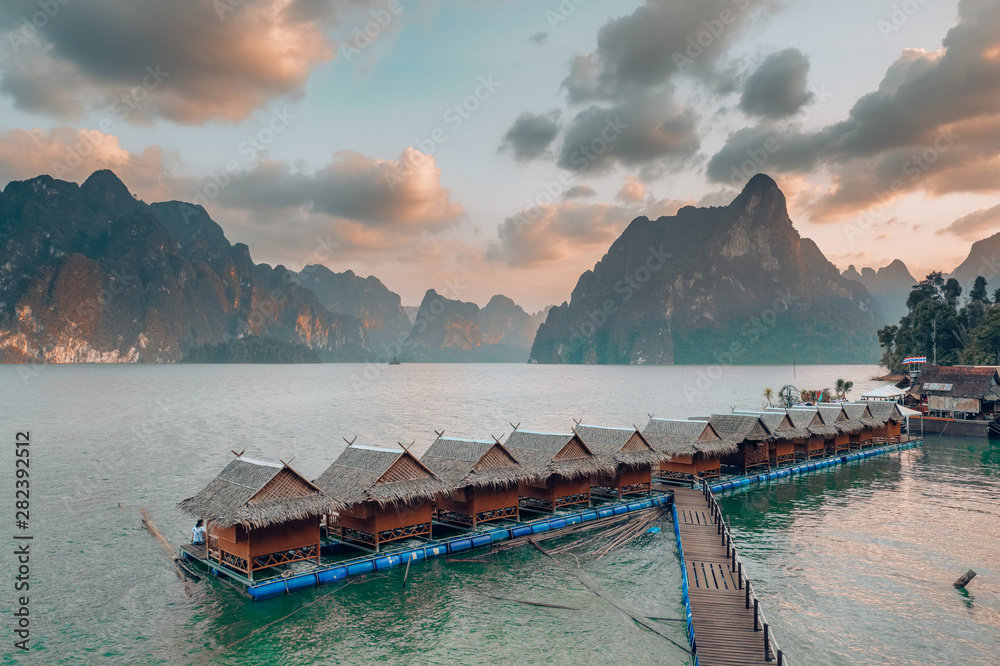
1 0 998 310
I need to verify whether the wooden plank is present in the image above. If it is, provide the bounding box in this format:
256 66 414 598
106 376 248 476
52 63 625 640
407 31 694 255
673 487 776 666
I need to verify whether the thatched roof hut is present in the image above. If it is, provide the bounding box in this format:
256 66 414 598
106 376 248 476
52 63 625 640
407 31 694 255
732 410 810 440
817 405 863 434
573 425 665 469
641 419 735 457
313 444 451 509
503 430 611 480
178 456 341 529
842 402 882 428
698 414 772 445
421 436 536 490
785 407 839 438
864 401 903 424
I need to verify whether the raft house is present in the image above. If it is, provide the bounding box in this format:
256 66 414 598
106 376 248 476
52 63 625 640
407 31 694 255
174 406 923 606
572 424 664 498
733 409 811 466
503 428 610 512
696 414 773 475
815 404 858 452
420 434 535 528
908 365 1000 436
313 442 451 552
641 418 730 482
178 454 341 580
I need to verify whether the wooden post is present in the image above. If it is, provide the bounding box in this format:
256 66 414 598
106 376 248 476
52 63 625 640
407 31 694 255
777 649 783 665
745 581 750 607
954 570 977 588
739 562 743 589
764 623 771 661
754 598 760 631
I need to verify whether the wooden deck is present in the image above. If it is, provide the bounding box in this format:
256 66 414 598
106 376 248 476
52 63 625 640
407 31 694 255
674 487 781 665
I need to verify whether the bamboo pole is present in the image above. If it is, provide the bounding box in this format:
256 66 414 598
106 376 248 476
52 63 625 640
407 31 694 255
139 508 195 596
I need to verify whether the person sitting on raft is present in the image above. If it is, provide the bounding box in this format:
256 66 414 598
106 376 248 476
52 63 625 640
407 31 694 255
191 519 206 545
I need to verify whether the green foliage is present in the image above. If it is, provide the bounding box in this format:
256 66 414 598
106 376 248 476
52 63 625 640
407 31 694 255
970 276 988 303
778 384 798 408
183 337 322 363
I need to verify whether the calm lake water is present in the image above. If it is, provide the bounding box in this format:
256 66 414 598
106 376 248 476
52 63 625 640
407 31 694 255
0 363 997 665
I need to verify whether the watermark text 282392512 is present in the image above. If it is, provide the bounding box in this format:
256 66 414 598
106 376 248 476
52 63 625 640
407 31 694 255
13 431 31 652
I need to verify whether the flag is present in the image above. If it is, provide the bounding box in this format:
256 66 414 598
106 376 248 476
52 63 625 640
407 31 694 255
902 356 927 364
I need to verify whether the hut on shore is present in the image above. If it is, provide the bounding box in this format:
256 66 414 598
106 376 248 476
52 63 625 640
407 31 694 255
503 430 609 512
641 419 731 482
817 405 859 453
909 365 1000 420
864 401 904 442
178 455 341 580
573 425 664 498
313 444 451 551
842 403 879 448
733 410 808 466
420 436 535 527
699 414 772 474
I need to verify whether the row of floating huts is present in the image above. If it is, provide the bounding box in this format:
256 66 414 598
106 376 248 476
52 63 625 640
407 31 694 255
178 401 907 579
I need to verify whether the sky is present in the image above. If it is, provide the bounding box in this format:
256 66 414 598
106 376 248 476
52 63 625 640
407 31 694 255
1 0 998 311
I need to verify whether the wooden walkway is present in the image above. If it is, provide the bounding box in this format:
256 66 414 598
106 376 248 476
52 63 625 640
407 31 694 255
674 487 781 665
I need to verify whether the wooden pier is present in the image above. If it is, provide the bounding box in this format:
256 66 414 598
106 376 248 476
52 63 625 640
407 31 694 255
674 486 783 665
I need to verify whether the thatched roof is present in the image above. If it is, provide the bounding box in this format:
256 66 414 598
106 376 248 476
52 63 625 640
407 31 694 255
910 365 1000 399
573 425 665 468
842 403 873 420
732 410 810 440
503 430 613 480
641 419 737 456
777 406 837 437
313 445 452 509
178 456 342 529
704 414 771 444
865 401 902 423
421 436 537 489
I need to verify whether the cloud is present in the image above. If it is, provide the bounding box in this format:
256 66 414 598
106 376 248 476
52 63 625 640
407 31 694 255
739 48 813 119
0 127 181 201
708 1 1000 220
617 175 645 202
938 203 1000 240
486 202 627 267
498 110 561 162
563 185 596 200
0 0 353 124
560 0 784 102
215 148 463 231
556 92 700 173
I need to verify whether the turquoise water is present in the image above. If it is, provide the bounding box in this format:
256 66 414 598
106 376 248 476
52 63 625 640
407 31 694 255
0 363 996 664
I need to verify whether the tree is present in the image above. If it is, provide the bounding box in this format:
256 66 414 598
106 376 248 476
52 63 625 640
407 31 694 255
877 325 899 371
763 387 774 407
994 288 1000 305
835 378 846 399
970 276 988 303
843 380 853 398
943 277 962 308
964 307 1000 365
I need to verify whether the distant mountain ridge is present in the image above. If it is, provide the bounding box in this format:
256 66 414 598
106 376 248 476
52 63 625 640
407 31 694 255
842 260 915 326
530 174 882 364
404 289 539 361
0 170 544 363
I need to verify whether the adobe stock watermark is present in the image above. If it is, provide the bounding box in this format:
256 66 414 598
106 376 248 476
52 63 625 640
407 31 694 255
49 65 170 179
684 289 802 403
843 126 958 243
339 0 406 63
384 75 502 190
191 106 296 205
877 0 934 40
4 0 72 55
544 0 590 32
672 0 755 72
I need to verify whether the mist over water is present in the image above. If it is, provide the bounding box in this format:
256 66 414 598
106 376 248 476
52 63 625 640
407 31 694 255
0 364 996 664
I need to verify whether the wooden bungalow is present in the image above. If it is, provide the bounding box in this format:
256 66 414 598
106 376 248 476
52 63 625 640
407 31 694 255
864 401 904 442
420 436 536 528
573 425 664 498
732 410 809 465
313 444 451 552
786 407 841 457
503 430 610 512
817 405 858 453
842 403 879 448
700 414 772 474
641 419 731 482
178 455 341 580
909 365 1000 420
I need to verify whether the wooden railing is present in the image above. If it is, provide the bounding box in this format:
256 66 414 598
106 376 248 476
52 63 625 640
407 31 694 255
702 479 787 664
